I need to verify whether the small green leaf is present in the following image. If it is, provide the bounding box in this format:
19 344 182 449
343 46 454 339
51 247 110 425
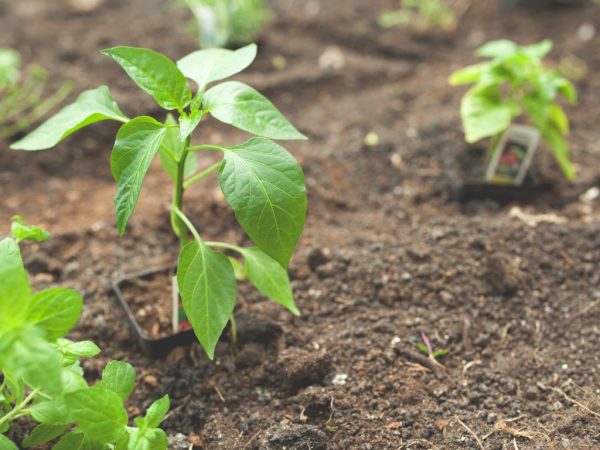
179 109 203 141
461 87 520 142
102 47 191 111
448 63 486 86
22 423 68 448
55 339 101 364
27 288 83 340
228 257 247 281
65 386 128 443
52 431 104 450
0 238 31 328
239 247 299 315
61 367 88 393
177 44 257 90
177 240 237 359
144 395 170 429
158 116 198 181
476 39 518 58
0 435 18 450
204 81 306 140
10 215 50 243
99 361 136 401
218 138 307 268
127 428 167 450
110 116 167 234
30 398 70 425
10 86 127 151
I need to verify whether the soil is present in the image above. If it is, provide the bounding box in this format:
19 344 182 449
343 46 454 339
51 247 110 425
1 0 600 448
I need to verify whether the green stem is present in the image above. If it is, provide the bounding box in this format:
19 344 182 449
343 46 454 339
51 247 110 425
171 141 190 248
183 161 222 190
205 241 243 253
230 315 237 344
187 144 227 152
172 205 201 243
0 388 39 428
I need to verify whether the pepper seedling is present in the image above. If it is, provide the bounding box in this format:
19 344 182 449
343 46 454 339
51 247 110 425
183 0 271 48
449 39 577 180
0 47 72 140
378 0 456 31
0 217 169 450
11 44 307 359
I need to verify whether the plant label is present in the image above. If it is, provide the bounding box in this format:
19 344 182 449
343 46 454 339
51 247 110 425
485 124 540 186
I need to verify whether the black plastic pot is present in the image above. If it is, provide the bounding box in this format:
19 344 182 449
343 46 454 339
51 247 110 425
112 266 195 357
444 146 554 203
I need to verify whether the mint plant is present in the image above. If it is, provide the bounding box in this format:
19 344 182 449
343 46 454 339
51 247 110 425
449 39 577 180
379 0 456 31
11 44 307 359
0 48 72 140
0 218 169 450
183 0 271 48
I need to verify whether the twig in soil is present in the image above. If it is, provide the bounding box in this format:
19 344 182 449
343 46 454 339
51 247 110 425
395 347 450 379
538 381 600 420
400 439 440 449
242 430 263 449
454 416 485 450
491 418 550 442
208 380 226 402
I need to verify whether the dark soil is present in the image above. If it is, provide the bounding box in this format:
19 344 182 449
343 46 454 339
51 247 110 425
2 0 600 448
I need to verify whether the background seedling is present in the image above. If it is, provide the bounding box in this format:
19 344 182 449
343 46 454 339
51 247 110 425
0 218 169 449
449 39 577 180
183 0 271 48
0 48 72 140
11 44 307 360
417 332 450 360
379 0 456 31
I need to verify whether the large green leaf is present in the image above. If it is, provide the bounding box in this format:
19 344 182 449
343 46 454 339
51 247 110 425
102 47 191 111
0 238 30 328
10 86 127 151
218 138 306 268
99 361 136 401
177 44 257 90
203 81 306 140
65 386 128 443
29 398 70 425
52 431 105 450
27 288 82 340
110 116 166 234
177 240 237 359
461 87 520 143
239 247 299 315
0 435 18 450
22 423 68 448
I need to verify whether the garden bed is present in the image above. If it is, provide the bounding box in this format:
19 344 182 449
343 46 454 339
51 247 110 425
1 0 600 448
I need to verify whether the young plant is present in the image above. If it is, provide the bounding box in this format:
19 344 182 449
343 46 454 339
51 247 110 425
0 48 72 140
378 0 456 31
183 0 271 48
11 44 307 359
0 218 169 450
449 39 577 180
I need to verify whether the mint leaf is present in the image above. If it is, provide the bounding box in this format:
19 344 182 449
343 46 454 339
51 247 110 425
204 81 306 140
239 247 299 315
218 138 307 268
22 423 68 448
52 431 105 450
30 398 70 425
102 47 191 111
0 435 18 450
143 395 170 429
10 215 50 243
110 116 167 234
27 288 83 340
55 339 101 365
127 428 167 450
177 44 257 90
65 386 128 443
10 86 127 151
177 240 237 359
0 238 30 328
99 361 136 401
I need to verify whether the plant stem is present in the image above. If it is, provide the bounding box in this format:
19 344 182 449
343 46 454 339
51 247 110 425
230 314 237 344
171 142 190 248
183 161 222 190
0 388 39 428
187 144 227 152
205 241 243 253
172 205 201 243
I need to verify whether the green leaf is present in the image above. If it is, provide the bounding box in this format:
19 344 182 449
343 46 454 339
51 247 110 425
177 44 257 90
143 395 170 429
0 238 30 328
99 361 136 401
22 423 68 448
127 428 167 450
228 257 247 281
476 40 518 58
102 47 191 111
55 339 101 365
52 431 106 450
27 288 83 340
10 215 50 243
549 104 569 135
177 240 237 359
218 138 307 268
540 126 575 180
65 386 128 443
522 39 553 59
60 367 88 393
0 435 18 450
10 86 127 151
461 87 520 142
239 247 298 315
158 115 198 181
110 116 167 234
0 327 63 395
448 63 486 86
204 81 306 140
30 398 70 425
179 109 203 141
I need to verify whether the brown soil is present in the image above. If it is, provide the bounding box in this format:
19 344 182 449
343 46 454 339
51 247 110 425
2 0 600 448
